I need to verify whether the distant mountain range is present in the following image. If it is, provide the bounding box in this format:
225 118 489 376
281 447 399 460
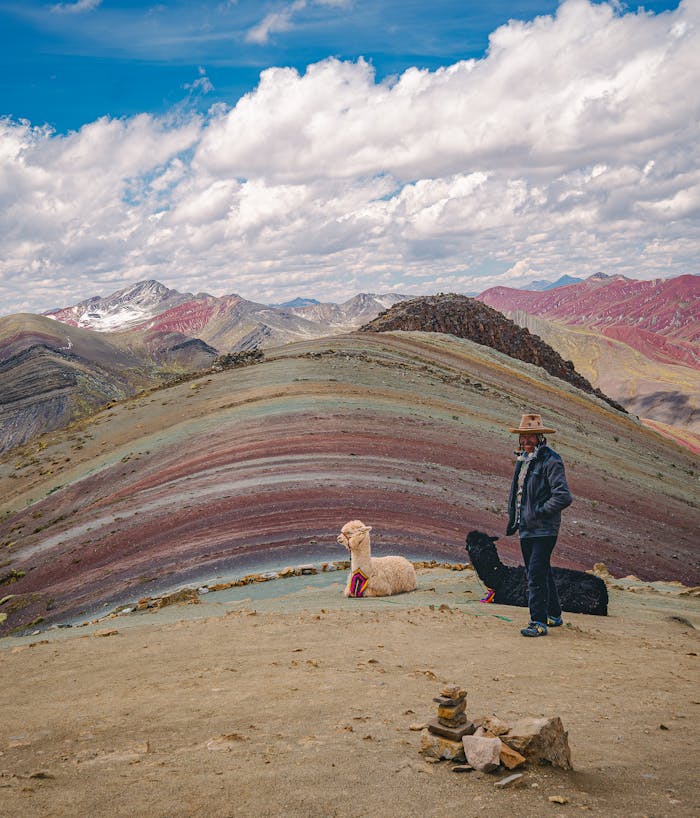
1 282 411 452
479 273 698 346
45 280 409 348
270 297 321 308
527 274 584 291
478 272 699 437
2 273 697 454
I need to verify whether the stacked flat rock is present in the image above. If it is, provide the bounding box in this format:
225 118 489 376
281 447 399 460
428 684 476 741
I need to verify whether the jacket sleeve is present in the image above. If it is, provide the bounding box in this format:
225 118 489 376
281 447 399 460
538 456 572 515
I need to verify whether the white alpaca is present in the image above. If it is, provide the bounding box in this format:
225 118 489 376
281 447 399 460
338 520 417 597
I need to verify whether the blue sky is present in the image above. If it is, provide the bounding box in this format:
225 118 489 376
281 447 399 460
0 0 696 314
3 1 553 132
1 1 679 132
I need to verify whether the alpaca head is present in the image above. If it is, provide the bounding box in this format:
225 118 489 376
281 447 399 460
465 530 503 588
337 519 372 553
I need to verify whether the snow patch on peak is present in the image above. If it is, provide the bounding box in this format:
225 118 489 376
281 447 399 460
48 279 196 332
75 304 151 331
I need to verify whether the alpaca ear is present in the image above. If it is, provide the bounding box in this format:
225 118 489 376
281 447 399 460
357 525 372 534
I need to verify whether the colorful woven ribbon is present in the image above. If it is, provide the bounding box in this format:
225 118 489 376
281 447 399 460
349 569 369 598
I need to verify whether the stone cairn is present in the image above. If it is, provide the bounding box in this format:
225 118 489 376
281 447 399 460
420 683 572 780
428 684 475 741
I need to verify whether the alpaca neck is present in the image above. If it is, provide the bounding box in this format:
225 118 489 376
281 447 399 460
350 544 372 575
472 552 501 587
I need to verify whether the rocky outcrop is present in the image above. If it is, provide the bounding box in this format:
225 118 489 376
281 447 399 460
361 294 626 413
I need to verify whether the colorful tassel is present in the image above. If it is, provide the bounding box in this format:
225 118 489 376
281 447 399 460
480 588 496 604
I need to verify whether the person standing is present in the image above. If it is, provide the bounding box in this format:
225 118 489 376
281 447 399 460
506 414 573 637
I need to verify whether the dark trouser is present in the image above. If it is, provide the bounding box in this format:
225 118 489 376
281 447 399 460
520 535 562 625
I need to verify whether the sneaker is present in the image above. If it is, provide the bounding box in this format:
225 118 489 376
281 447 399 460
520 621 548 637
547 615 563 627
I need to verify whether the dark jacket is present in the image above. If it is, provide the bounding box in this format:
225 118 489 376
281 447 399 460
506 445 572 538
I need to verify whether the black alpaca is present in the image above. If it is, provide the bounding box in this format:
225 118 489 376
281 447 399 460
465 530 608 616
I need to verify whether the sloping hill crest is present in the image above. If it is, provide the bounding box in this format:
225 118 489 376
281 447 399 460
361 293 626 413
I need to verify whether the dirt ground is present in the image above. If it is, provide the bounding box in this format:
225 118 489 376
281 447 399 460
1 568 698 818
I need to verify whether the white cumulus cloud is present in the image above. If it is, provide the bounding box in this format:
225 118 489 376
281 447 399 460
1 0 699 314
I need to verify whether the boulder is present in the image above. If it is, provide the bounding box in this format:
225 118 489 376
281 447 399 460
462 735 502 772
502 717 572 770
420 729 466 762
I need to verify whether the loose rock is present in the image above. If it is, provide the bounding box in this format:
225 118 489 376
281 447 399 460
206 733 248 751
440 684 466 699
503 717 572 770
462 735 502 773
474 714 511 736
495 773 525 788
427 718 475 741
437 700 466 720
499 742 527 770
420 730 466 762
156 588 199 608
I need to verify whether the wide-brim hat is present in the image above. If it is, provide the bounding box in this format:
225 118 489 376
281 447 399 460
509 413 556 434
